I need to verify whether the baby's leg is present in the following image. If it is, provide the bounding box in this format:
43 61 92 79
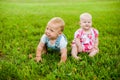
89 47 99 57
71 45 80 59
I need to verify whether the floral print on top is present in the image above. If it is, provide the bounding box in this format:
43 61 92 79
73 28 98 52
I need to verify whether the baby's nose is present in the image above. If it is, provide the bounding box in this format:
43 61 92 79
46 30 50 34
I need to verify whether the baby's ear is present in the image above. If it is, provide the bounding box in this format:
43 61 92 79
79 21 81 24
58 31 62 35
79 21 82 26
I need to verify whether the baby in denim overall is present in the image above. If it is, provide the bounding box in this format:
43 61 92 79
35 17 67 63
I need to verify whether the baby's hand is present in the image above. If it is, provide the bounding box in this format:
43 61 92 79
94 46 99 52
75 56 81 60
58 60 65 66
35 56 42 62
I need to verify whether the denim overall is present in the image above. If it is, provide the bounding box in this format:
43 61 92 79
45 35 67 52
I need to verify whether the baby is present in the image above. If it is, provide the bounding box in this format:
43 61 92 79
35 17 67 63
71 12 99 59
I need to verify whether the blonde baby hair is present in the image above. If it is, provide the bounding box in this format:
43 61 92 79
47 17 65 32
80 12 92 20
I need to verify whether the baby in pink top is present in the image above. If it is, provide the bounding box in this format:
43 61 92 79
71 12 99 59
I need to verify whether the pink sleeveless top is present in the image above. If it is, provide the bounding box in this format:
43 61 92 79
73 28 98 52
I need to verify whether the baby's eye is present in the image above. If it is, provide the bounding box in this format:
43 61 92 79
88 22 91 23
50 29 54 32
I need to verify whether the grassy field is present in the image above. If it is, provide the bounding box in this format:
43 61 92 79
0 0 120 80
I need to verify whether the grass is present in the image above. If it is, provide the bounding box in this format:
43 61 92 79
0 0 120 80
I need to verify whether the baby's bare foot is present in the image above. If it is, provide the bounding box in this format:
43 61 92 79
74 56 81 60
89 52 97 57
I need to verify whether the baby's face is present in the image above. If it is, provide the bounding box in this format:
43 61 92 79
45 24 62 40
80 17 92 31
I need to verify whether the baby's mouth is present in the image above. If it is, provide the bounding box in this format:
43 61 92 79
47 34 50 37
46 33 50 37
85 26 89 28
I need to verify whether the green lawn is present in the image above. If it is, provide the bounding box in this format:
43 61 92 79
0 0 120 80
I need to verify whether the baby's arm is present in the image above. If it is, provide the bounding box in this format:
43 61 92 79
60 48 67 63
75 38 82 52
35 42 45 62
93 28 99 50
93 37 99 53
94 37 99 48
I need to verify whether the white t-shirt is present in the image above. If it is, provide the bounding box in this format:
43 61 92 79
40 34 67 49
